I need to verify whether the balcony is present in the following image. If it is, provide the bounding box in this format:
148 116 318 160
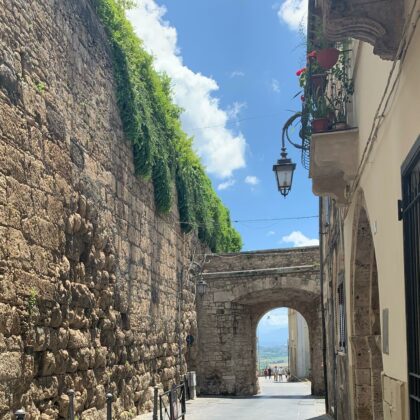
309 127 358 204
315 0 404 60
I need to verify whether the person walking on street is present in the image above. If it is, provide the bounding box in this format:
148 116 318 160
268 367 272 380
274 366 278 382
264 368 268 379
279 367 284 382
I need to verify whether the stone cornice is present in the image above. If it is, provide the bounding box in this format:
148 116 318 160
202 264 319 279
320 0 405 60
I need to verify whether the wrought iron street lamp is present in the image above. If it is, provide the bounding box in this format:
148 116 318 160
273 146 296 197
273 110 306 197
196 278 208 297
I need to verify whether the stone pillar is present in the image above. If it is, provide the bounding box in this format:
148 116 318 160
308 305 325 396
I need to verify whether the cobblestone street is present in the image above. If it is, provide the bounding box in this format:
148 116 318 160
137 380 329 420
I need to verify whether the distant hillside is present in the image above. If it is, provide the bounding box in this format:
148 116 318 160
258 344 289 369
257 325 288 346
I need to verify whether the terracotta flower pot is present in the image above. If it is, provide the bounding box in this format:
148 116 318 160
312 118 329 133
316 48 340 70
333 121 348 131
310 73 326 96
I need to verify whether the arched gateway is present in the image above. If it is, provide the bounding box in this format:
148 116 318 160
195 246 324 396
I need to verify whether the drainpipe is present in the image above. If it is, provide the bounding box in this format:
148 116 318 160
319 197 329 414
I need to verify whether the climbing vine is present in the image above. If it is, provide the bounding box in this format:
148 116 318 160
93 0 242 252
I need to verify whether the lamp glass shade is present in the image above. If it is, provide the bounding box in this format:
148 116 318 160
197 279 208 296
273 158 296 197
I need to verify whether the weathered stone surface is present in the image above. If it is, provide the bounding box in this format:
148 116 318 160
0 352 22 381
0 0 202 417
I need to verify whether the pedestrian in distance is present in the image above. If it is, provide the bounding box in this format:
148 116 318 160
279 367 284 382
268 367 272 380
274 366 278 382
264 367 268 379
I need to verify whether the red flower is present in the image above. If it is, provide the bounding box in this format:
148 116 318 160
307 50 317 58
296 67 306 76
301 95 305 101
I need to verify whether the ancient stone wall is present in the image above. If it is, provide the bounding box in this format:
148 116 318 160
196 247 324 397
203 247 320 272
0 1 201 418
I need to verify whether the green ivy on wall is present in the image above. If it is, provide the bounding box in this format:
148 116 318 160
93 0 242 252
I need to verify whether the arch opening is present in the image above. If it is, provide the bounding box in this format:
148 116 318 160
257 307 311 390
351 205 384 420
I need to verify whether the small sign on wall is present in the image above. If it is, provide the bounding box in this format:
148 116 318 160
382 308 389 354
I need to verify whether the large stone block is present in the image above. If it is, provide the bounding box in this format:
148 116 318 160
0 351 21 381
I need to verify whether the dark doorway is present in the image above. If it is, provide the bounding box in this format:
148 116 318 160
401 137 420 420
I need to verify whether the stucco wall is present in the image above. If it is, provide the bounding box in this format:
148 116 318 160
288 309 310 379
0 1 201 418
322 15 420 419
347 25 420 419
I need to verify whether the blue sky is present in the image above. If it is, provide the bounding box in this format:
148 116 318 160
127 0 317 251
257 307 289 346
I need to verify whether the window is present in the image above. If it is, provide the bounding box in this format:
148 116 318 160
337 281 346 353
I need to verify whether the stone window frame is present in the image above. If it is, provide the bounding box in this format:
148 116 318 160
337 272 347 354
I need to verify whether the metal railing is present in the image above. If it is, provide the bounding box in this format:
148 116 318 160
14 382 188 420
157 382 186 420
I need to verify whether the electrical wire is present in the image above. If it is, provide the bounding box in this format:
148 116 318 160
178 215 318 228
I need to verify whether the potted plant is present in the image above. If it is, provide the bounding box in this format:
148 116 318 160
310 95 334 133
328 52 354 129
307 51 327 96
316 48 340 70
307 16 340 70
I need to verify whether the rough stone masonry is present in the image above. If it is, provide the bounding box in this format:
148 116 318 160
0 0 202 418
196 247 324 397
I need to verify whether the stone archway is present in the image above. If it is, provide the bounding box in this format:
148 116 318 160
254 304 314 386
350 199 384 419
195 247 324 396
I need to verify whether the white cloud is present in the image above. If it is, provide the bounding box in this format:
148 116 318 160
217 179 236 191
267 231 276 236
271 78 280 93
127 2 246 178
277 0 308 32
227 101 247 121
282 231 319 247
245 175 259 186
230 70 245 78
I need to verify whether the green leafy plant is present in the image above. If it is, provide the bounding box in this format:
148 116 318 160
116 0 136 9
310 95 333 120
93 0 242 252
35 81 46 94
328 50 354 124
27 288 38 316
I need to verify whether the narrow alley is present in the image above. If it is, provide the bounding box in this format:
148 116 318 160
137 380 327 420
1 0 419 418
